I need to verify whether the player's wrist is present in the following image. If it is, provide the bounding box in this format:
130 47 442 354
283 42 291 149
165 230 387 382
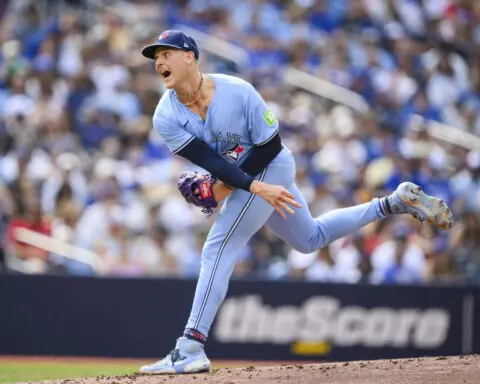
212 181 234 202
217 180 234 191
249 180 263 194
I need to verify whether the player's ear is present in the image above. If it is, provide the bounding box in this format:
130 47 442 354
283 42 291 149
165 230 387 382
185 51 195 65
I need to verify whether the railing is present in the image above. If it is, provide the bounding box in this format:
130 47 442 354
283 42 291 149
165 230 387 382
9 228 106 275
423 118 480 152
282 67 371 114
176 25 250 68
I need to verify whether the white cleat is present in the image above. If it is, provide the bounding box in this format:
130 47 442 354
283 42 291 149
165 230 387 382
139 338 211 375
389 182 454 230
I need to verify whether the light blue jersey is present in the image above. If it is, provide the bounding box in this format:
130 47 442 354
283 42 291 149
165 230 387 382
153 74 383 338
153 74 279 165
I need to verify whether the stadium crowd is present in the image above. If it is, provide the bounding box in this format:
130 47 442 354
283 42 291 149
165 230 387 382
0 0 479 284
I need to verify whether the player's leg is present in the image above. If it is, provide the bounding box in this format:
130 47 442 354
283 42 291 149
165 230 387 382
140 188 274 374
266 182 453 254
184 183 274 337
265 182 382 253
182 156 295 342
140 159 294 374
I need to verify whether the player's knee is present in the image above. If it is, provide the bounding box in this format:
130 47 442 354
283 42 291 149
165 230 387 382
293 225 327 253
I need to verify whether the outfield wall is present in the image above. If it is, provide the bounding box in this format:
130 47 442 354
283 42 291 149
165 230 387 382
0 274 478 361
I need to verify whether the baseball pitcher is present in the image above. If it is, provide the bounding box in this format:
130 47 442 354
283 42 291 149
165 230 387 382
139 30 454 374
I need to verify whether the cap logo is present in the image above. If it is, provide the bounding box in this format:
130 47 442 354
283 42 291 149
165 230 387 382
159 32 169 40
184 43 189 48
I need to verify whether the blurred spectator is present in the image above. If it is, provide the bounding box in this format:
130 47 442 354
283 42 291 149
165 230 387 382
451 211 480 283
425 236 459 283
4 185 52 273
0 185 16 270
371 221 426 284
127 223 178 276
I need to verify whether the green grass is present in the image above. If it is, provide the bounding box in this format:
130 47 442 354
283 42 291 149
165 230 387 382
0 361 140 383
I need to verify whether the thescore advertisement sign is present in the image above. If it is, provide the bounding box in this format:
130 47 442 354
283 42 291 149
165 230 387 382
215 295 450 350
208 280 476 361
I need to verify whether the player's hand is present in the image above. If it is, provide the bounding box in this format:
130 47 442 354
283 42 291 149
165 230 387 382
250 180 301 219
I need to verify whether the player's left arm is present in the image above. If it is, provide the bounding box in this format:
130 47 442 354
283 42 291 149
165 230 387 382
212 134 281 198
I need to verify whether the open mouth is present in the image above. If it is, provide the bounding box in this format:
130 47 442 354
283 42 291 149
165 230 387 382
161 70 172 80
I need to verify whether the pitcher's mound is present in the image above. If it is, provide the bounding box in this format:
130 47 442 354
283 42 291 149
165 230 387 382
42 355 479 384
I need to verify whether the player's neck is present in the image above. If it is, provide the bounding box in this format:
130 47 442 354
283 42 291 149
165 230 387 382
175 71 202 98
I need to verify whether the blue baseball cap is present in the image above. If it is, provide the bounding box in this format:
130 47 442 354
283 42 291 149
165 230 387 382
141 30 199 60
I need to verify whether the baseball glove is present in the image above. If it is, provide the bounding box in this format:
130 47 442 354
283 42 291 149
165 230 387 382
177 171 218 215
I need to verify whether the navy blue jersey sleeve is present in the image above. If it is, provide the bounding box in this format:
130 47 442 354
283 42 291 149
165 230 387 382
177 137 256 192
240 132 282 176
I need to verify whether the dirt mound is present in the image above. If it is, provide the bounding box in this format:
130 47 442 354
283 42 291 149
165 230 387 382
40 355 479 384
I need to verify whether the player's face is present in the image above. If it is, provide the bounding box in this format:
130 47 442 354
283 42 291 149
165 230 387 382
154 48 189 89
